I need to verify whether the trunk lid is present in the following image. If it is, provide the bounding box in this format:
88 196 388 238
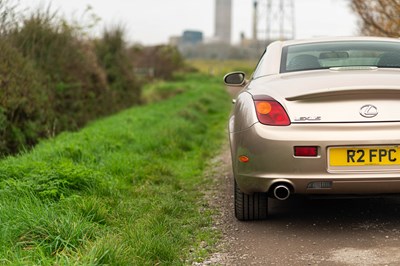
249 69 400 123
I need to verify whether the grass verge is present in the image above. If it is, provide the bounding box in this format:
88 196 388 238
0 73 231 265
188 59 258 78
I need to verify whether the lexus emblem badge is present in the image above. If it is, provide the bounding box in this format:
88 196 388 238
360 104 378 118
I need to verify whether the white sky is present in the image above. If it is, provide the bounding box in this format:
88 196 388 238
18 0 359 45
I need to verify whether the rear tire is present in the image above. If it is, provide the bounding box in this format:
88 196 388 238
234 180 268 221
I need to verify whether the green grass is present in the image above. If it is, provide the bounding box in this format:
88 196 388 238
0 73 231 265
188 59 258 78
141 76 187 104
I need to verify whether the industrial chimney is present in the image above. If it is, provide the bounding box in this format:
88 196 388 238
253 0 258 41
214 0 232 44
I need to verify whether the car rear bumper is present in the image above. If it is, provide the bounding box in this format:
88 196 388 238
230 121 400 195
236 173 400 195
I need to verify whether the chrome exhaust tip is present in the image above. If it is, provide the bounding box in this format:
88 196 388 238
273 185 291 201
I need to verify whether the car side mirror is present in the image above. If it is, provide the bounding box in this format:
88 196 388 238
224 72 246 86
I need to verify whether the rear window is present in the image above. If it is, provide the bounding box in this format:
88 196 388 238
280 41 400 73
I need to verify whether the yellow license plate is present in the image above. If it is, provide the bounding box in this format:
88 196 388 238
329 146 400 167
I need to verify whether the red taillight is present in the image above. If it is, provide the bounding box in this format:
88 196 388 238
294 146 318 157
254 100 291 126
238 155 250 163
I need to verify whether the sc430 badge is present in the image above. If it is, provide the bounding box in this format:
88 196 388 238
294 116 322 122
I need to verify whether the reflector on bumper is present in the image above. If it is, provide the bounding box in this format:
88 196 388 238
307 181 332 189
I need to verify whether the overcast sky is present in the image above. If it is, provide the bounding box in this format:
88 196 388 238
18 0 359 45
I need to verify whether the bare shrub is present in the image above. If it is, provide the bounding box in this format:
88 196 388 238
131 45 185 80
10 10 109 132
95 25 142 110
352 0 400 37
0 39 50 153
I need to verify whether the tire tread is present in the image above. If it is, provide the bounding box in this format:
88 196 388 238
234 181 268 221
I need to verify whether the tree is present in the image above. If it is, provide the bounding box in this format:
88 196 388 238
352 0 400 37
131 45 184 80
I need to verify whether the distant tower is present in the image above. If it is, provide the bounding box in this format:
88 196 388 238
266 0 295 41
215 0 232 44
257 0 295 42
253 0 258 41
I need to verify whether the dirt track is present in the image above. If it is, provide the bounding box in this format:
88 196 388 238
202 146 400 266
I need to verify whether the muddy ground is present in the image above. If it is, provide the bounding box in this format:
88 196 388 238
201 147 400 266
